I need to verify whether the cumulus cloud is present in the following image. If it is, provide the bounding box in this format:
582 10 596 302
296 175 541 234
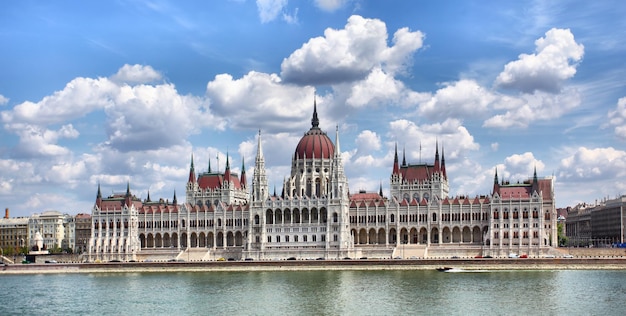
104 83 217 152
387 118 479 163
1 64 219 155
1 77 117 126
206 71 318 133
256 0 288 23
355 130 381 154
5 124 79 158
607 97 626 140
559 147 626 181
503 152 545 176
418 79 495 120
281 15 424 85
0 94 8 106
110 64 162 84
344 67 429 108
495 28 584 94
483 88 581 128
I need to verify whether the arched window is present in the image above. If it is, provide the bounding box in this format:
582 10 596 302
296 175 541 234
266 210 273 224
333 212 338 223
432 212 437 222
254 214 260 225
390 214 395 223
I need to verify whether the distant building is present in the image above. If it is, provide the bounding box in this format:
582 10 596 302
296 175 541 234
74 213 91 253
28 211 74 252
566 196 626 247
89 101 558 261
0 208 28 256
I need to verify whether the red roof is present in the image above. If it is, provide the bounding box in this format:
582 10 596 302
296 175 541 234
495 178 552 201
400 164 435 182
197 172 243 190
295 128 335 160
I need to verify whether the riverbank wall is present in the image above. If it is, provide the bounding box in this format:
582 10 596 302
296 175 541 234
2 258 625 274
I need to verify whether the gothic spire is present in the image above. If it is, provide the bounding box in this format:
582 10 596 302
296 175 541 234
172 190 177 205
188 153 196 183
441 144 447 179
392 142 400 175
311 96 320 129
402 145 407 167
240 157 247 189
434 140 441 173
379 181 383 197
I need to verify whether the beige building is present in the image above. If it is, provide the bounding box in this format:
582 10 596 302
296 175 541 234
0 208 28 258
28 211 74 252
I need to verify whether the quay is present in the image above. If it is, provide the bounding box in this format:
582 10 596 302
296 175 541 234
2 258 625 274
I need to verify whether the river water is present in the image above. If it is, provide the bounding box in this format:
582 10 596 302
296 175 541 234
1 270 625 315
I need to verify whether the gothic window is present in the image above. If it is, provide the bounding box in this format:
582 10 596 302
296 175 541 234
413 193 420 201
254 215 260 225
333 212 338 223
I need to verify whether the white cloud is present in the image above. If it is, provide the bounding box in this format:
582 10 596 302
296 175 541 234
104 83 217 152
345 67 430 108
503 152 545 176
281 15 424 85
418 79 495 120
256 0 288 23
354 130 381 154
483 88 581 128
5 124 79 158
110 64 162 84
607 97 626 140
495 28 584 94
559 147 626 181
1 77 117 126
206 71 316 133
387 118 479 163
0 94 8 106
1 65 220 155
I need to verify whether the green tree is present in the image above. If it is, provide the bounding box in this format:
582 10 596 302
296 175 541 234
557 222 568 247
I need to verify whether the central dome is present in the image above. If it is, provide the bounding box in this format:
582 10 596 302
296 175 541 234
294 99 335 160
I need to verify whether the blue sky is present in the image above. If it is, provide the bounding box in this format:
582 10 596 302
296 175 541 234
1 0 626 217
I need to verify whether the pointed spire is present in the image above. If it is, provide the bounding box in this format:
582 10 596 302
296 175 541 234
172 190 177 205
392 142 400 175
441 145 447 179
311 96 320 129
126 181 131 197
532 165 539 192
188 153 196 183
379 181 383 197
96 182 102 208
493 167 500 194
494 167 499 184
146 190 151 203
208 159 212 173
224 152 231 183
273 185 277 197
402 145 407 166
240 157 247 189
434 140 441 173
335 125 341 157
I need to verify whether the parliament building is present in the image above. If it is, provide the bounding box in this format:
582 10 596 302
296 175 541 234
88 102 557 262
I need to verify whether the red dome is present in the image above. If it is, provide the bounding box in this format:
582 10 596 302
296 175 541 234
295 128 335 159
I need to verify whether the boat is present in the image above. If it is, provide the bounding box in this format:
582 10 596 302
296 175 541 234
436 267 453 272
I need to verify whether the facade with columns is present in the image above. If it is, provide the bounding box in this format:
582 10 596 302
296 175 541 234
89 102 557 261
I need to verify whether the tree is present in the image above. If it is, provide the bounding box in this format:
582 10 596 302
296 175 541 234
557 222 568 247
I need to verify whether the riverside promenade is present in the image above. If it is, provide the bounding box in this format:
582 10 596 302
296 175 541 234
2 258 626 274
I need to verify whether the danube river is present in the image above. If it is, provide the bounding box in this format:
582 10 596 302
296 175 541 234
1 269 624 315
